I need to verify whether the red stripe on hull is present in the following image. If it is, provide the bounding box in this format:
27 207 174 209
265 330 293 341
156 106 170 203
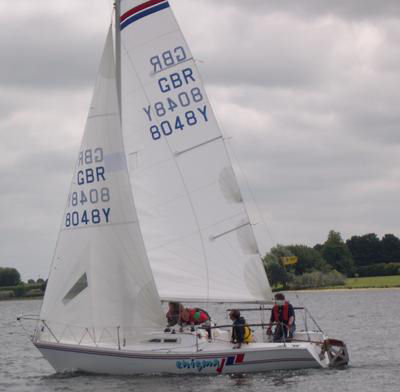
236 353 245 363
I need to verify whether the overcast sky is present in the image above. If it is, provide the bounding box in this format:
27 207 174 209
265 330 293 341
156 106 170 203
1 0 400 280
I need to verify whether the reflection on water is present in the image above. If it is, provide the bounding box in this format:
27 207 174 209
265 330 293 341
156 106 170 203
1 289 400 392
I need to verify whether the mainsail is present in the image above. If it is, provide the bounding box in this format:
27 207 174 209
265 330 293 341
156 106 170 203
39 27 164 344
119 0 273 303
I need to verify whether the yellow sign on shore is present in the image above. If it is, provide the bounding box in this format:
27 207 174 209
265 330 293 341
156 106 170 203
281 256 298 266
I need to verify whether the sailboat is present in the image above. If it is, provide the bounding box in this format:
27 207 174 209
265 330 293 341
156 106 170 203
26 0 349 374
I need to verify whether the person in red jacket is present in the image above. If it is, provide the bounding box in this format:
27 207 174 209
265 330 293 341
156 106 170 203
180 307 210 325
179 306 211 338
267 293 296 342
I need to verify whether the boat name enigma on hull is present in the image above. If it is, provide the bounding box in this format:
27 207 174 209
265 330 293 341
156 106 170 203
175 354 244 373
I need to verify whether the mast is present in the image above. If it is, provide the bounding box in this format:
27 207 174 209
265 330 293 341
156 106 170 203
114 0 122 113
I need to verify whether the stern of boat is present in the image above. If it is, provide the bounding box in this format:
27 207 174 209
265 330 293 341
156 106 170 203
320 338 349 367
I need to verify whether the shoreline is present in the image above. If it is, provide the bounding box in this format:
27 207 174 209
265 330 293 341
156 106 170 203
0 296 43 302
284 286 400 293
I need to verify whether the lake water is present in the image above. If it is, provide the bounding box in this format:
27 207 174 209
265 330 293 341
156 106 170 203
1 289 400 392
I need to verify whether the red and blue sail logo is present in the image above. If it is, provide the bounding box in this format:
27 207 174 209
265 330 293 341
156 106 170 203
120 0 170 31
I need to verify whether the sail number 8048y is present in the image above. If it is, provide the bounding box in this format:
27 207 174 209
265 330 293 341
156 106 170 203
65 208 110 227
149 106 208 140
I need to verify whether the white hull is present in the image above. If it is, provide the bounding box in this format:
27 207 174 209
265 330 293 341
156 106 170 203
34 337 330 375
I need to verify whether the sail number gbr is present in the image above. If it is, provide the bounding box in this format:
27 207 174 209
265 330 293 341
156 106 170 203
64 147 112 228
145 47 209 141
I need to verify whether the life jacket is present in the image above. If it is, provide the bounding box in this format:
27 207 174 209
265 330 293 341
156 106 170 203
243 325 253 343
273 301 289 322
189 308 209 324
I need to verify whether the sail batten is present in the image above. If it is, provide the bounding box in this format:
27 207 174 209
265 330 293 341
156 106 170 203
210 222 251 241
174 136 223 156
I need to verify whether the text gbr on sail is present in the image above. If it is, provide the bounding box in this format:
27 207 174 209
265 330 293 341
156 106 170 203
76 148 106 185
150 46 187 73
158 68 195 93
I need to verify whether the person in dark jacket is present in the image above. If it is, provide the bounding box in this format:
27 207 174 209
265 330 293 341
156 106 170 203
267 293 295 342
229 309 247 349
166 302 182 327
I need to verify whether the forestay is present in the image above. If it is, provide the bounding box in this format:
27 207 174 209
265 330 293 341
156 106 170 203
39 27 164 345
119 0 273 303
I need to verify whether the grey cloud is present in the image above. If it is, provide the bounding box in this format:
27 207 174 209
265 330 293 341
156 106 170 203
204 0 400 20
0 147 74 279
0 146 74 227
197 16 332 89
0 15 103 90
214 69 400 148
1 225 58 281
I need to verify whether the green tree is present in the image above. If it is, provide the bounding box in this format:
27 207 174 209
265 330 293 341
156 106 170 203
263 245 291 288
381 234 400 262
0 267 21 287
288 270 346 290
265 260 289 288
268 244 293 260
286 244 330 274
313 243 323 253
346 233 382 267
322 231 355 276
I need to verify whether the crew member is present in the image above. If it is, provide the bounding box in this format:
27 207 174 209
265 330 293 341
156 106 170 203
267 293 295 342
180 307 211 338
180 307 210 325
166 302 182 327
229 309 252 349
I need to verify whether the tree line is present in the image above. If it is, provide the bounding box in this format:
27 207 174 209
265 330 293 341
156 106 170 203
0 268 47 300
264 231 400 288
2 230 400 290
